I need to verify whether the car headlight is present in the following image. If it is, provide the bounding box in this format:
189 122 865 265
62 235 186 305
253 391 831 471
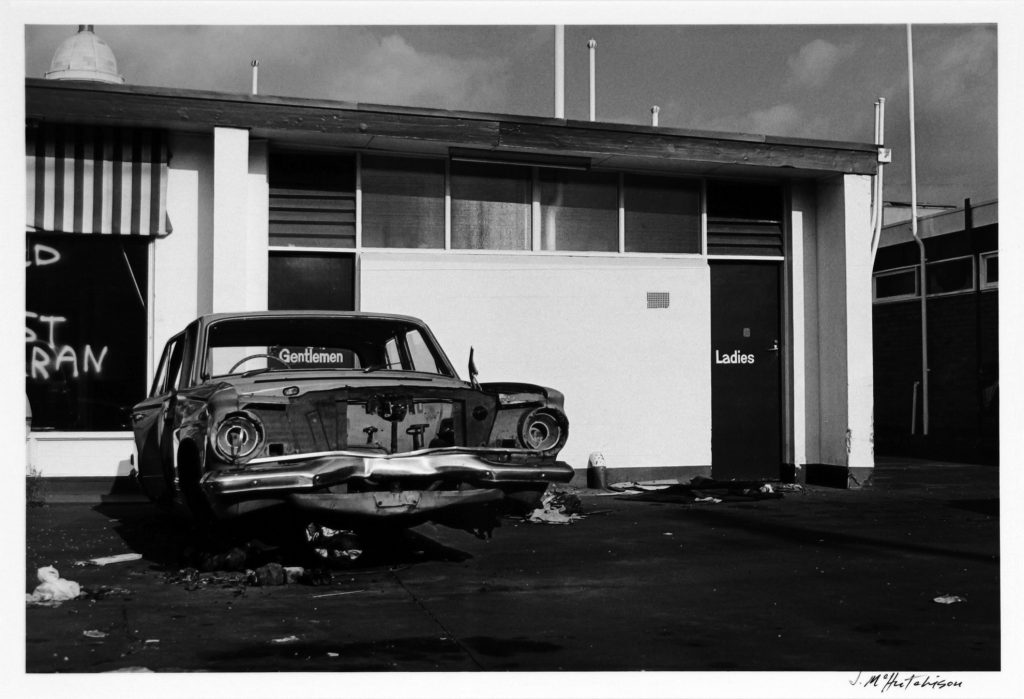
518 409 568 454
213 411 264 463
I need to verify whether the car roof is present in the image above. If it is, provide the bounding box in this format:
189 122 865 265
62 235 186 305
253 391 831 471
196 310 428 325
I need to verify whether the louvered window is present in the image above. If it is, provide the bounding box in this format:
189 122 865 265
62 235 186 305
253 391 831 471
269 152 355 248
706 181 783 257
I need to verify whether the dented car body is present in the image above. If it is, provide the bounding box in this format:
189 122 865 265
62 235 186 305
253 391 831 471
131 311 572 544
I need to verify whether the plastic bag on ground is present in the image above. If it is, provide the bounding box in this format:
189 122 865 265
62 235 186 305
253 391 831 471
26 566 81 606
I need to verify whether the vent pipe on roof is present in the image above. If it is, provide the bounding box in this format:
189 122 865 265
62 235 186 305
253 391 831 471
555 26 565 118
907 24 929 437
588 39 597 121
651 105 660 127
251 59 260 95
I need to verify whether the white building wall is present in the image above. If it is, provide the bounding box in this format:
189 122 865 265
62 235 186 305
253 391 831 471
787 181 815 471
359 252 712 474
156 133 208 355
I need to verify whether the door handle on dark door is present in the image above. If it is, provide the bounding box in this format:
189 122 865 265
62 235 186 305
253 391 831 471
767 340 780 352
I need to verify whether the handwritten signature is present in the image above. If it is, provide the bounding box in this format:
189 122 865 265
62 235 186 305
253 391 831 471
850 672 964 692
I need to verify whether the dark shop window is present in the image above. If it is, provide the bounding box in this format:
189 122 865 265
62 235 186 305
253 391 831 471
361 155 445 248
25 235 149 430
451 162 532 250
269 151 356 248
540 170 618 252
926 256 975 296
873 267 919 302
268 252 355 311
624 174 701 253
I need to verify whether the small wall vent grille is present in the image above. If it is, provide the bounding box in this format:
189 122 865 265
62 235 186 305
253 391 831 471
647 292 670 309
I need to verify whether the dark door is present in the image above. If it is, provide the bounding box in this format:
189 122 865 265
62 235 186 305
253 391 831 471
710 261 782 480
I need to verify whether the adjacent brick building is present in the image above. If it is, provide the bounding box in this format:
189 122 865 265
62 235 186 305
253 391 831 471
872 200 998 464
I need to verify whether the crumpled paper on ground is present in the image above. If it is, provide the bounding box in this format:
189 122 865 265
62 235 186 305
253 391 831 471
26 566 81 606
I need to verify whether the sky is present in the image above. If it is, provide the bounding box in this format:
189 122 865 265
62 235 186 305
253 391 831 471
23 19 999 208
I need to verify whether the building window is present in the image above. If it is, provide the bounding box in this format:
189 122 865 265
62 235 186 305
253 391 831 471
268 251 355 311
361 155 445 248
981 251 998 289
540 170 618 252
26 235 149 430
926 256 975 296
269 151 356 248
624 174 701 253
873 266 919 302
451 161 532 250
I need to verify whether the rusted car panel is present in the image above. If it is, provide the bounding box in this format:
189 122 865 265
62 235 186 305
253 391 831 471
131 311 571 542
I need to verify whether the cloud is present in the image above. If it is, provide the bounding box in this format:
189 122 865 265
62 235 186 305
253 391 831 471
786 39 856 89
325 33 510 111
924 26 996 106
26 26 513 113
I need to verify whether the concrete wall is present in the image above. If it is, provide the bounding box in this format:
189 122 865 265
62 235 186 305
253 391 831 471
210 127 268 314
359 252 712 474
804 174 874 474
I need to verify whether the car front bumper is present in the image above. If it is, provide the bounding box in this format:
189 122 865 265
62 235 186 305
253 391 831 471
200 447 573 498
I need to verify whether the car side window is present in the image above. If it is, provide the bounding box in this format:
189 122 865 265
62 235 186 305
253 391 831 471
405 329 440 374
151 334 185 397
383 337 402 369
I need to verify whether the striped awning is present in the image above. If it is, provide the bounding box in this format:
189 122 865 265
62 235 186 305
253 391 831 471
26 124 171 236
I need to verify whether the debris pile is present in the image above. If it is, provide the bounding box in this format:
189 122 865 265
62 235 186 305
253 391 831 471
164 562 334 591
527 486 584 525
608 476 795 505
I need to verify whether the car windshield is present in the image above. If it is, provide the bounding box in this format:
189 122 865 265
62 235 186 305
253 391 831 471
203 316 451 378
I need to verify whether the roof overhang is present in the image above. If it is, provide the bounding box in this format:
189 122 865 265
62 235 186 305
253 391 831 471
26 79 878 180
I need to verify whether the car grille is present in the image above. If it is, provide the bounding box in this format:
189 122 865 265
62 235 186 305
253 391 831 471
248 398 458 457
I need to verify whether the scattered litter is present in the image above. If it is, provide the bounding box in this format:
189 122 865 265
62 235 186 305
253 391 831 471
26 566 81 606
663 532 674 536
608 481 674 493
82 629 108 639
773 483 804 493
284 566 305 584
271 635 299 644
311 589 367 599
75 553 143 567
759 484 774 494
527 486 584 524
249 562 287 586
164 567 248 592
694 496 723 504
82 586 132 601
144 639 160 644
327 652 339 658
933 595 966 605
103 667 153 673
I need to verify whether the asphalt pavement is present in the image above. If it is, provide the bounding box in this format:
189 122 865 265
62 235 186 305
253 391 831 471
24 457 999 673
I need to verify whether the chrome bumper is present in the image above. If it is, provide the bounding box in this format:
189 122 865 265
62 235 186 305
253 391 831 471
200 447 573 498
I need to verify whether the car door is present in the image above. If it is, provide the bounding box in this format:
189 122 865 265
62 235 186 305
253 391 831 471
132 333 186 502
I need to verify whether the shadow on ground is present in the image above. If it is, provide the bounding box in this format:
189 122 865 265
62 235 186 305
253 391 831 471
90 502 475 574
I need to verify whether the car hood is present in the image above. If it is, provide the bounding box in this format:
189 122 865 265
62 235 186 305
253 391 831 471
211 371 472 399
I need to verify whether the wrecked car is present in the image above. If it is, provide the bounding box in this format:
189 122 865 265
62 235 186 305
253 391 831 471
131 311 572 561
